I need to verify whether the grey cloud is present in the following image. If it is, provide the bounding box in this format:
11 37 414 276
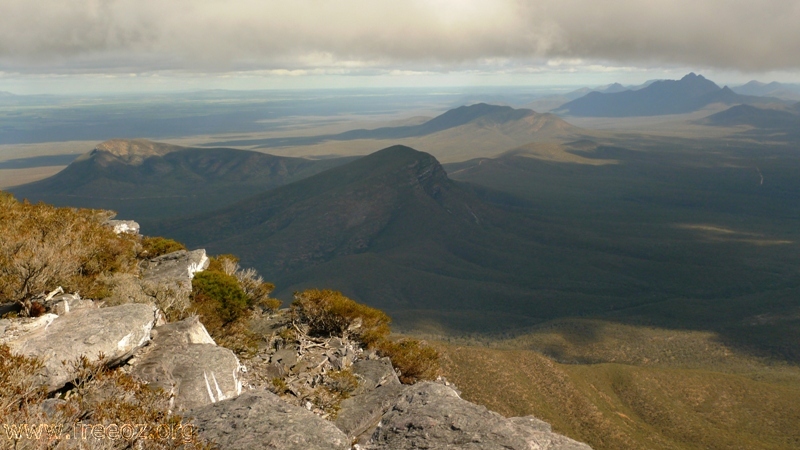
0 0 798 73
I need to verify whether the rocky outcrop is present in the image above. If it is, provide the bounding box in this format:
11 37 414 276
186 390 350 450
91 139 185 165
336 383 408 441
141 249 209 283
2 303 157 390
130 316 243 410
242 312 365 416
106 219 140 235
0 235 593 450
364 382 592 450
335 358 407 440
42 290 97 316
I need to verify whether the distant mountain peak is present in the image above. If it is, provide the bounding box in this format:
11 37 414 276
347 144 448 191
555 73 753 117
426 103 536 128
89 139 185 165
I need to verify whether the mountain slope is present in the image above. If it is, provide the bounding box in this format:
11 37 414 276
156 144 800 349
10 139 354 226
202 104 580 162
702 104 800 128
700 104 800 142
158 145 631 322
556 73 774 117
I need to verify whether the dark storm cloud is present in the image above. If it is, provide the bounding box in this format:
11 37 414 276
0 0 797 73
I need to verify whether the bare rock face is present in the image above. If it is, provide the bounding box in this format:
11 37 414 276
350 358 400 395
335 358 407 440
45 292 97 316
91 139 184 165
131 316 243 411
336 383 408 442
3 303 157 390
141 249 209 283
365 382 593 450
186 390 350 450
105 219 140 235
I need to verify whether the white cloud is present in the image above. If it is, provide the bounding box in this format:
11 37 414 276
0 0 798 74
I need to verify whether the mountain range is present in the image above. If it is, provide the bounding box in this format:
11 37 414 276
732 80 800 100
9 139 354 228
146 140 800 350
556 73 777 117
202 103 579 162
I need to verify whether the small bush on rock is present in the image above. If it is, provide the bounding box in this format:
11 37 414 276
191 271 249 327
325 369 360 397
291 289 390 346
376 338 441 384
208 254 279 312
140 236 186 258
190 263 264 356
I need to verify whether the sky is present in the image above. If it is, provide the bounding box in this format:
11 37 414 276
2 0 800 94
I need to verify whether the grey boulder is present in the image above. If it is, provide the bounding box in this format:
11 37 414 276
335 358 407 440
141 249 209 282
351 358 400 395
131 316 242 411
48 293 97 316
186 390 350 450
337 383 408 441
366 382 592 450
4 303 157 390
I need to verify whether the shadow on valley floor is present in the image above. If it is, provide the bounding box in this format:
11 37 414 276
429 136 800 365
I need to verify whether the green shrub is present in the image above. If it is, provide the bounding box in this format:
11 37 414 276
191 270 249 327
258 297 283 312
140 236 186 258
291 289 390 346
206 254 239 273
208 254 278 311
376 338 441 384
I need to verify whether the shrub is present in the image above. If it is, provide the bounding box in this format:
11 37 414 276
325 369 360 398
207 255 278 311
0 347 212 449
140 236 186 258
291 289 390 346
0 344 48 428
206 254 240 274
191 271 249 327
0 192 138 314
270 378 289 395
376 338 441 384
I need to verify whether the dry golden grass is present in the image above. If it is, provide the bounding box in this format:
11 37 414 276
0 166 66 189
436 333 800 450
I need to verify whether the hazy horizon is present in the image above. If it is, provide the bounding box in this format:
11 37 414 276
2 0 800 95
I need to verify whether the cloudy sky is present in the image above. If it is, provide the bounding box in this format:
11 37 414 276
2 0 800 93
